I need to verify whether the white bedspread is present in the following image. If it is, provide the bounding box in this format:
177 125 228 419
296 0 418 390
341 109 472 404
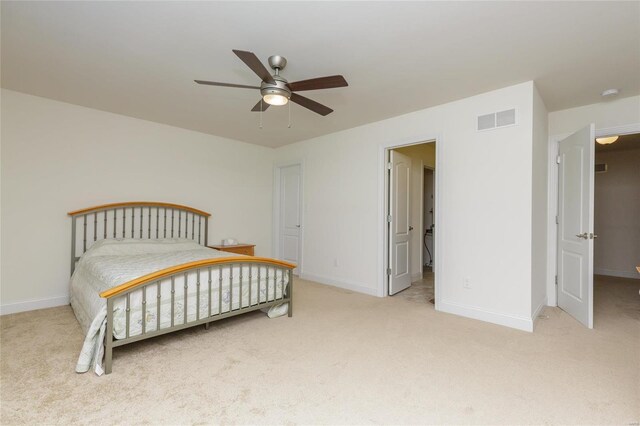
70 239 289 375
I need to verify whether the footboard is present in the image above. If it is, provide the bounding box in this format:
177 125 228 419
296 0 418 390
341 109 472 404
102 257 295 374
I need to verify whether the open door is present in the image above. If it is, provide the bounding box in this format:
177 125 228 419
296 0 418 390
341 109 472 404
557 124 595 328
388 150 412 295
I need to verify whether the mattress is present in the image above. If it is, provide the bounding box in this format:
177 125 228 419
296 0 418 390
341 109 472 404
70 238 289 375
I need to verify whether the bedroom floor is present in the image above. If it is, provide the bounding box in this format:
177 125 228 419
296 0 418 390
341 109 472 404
1 275 638 425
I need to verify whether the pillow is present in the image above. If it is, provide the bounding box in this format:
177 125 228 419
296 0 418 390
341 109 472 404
83 238 204 258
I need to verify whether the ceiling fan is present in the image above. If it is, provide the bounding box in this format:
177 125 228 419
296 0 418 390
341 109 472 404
195 50 348 116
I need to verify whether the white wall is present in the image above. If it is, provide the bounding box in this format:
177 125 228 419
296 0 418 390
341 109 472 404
276 81 538 330
546 96 640 305
531 85 549 319
549 95 640 136
594 148 640 278
0 89 275 314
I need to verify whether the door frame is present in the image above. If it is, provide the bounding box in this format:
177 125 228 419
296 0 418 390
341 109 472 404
378 135 442 310
273 160 305 275
547 123 640 306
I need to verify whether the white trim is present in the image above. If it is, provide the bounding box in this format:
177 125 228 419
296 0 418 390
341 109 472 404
0 295 69 315
418 159 424 282
546 132 568 306
272 159 305 275
531 296 548 330
299 272 378 297
433 141 443 311
547 122 640 306
594 268 640 279
438 299 534 332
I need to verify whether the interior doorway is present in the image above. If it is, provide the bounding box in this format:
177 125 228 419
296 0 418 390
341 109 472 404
385 140 437 305
423 167 435 271
593 132 640 280
592 132 640 321
554 126 640 328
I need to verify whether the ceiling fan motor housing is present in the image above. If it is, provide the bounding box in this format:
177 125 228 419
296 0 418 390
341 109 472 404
260 75 291 99
268 55 287 71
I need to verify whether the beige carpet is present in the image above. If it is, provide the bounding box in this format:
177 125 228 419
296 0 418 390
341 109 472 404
1 275 638 425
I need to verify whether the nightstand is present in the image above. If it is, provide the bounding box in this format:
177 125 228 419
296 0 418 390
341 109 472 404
208 243 255 256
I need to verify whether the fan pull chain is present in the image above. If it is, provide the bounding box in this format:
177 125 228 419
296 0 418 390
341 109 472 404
259 99 263 129
288 100 292 128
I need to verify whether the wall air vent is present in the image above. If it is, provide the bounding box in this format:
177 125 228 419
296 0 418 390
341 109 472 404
477 113 496 131
595 163 607 173
477 108 517 131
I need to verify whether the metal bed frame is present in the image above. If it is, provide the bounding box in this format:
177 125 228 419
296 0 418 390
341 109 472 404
69 202 294 375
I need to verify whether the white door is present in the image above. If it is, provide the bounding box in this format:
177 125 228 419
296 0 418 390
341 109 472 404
279 165 302 273
557 124 595 328
388 150 412 295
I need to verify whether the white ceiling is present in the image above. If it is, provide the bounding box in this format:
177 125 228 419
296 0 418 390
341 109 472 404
2 2 639 148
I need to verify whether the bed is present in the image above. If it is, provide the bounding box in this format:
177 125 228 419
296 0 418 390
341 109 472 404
68 202 294 375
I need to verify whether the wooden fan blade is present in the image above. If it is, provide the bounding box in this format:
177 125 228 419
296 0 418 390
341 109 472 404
232 50 275 84
288 75 348 92
290 93 333 116
251 99 270 112
194 80 260 89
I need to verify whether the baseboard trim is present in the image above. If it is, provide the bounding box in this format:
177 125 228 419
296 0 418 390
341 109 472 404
299 272 379 297
438 299 533 332
594 268 640 279
531 296 548 330
411 272 423 282
0 295 69 316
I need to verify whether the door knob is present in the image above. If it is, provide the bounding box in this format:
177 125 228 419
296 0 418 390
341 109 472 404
589 233 598 239
576 233 589 239
409 226 414 231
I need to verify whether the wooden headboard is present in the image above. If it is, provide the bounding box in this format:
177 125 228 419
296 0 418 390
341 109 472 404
68 202 211 275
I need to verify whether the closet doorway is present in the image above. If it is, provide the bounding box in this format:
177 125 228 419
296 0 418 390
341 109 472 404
273 162 303 275
552 124 640 328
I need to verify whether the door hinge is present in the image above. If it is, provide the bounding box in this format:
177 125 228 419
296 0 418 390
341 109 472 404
387 267 392 276
556 155 561 164
555 275 558 285
387 162 392 170
555 215 559 224
387 214 392 223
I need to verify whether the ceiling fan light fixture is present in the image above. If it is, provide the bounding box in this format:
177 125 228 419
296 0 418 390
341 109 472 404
260 79 291 106
595 136 619 145
263 93 289 106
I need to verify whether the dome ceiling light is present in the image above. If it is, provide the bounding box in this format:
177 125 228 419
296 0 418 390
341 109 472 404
595 136 619 145
601 88 619 97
